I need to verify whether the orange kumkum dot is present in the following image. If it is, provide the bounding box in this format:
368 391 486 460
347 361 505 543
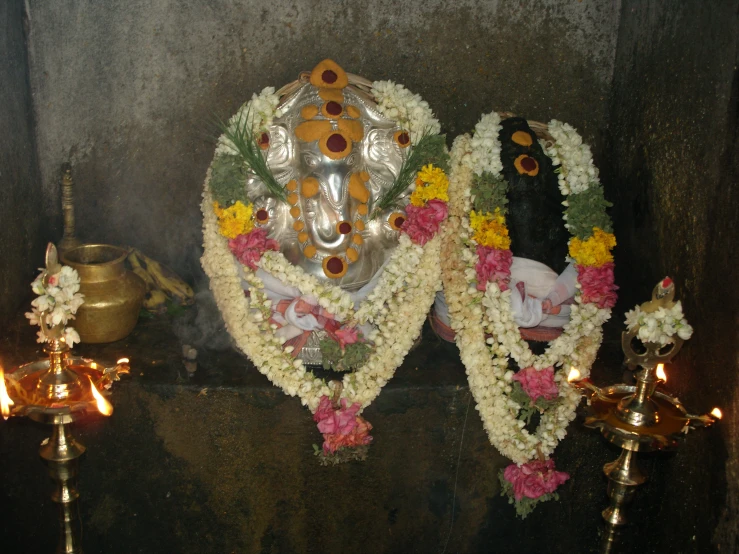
511 130 533 147
389 212 406 230
514 154 539 176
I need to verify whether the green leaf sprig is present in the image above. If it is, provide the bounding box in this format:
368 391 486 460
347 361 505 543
216 111 286 202
371 131 448 218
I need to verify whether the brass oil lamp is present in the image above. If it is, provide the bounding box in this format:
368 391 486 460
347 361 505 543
567 278 721 553
0 243 129 554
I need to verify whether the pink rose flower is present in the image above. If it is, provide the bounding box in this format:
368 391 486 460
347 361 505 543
401 199 448 246
475 245 513 291
512 366 559 403
228 228 279 270
323 416 373 453
313 395 373 453
577 262 618 308
503 459 570 500
313 396 360 435
334 326 359 349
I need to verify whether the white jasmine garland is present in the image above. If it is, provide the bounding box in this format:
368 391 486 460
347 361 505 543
441 116 613 464
371 81 441 143
542 120 600 196
203 80 445 414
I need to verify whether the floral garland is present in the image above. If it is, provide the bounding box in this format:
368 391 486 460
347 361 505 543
25 263 84 347
441 113 617 512
202 69 448 462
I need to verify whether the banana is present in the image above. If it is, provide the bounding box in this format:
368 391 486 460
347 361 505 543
137 251 194 305
126 249 195 313
143 289 169 313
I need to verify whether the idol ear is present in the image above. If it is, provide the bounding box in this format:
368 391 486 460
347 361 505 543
264 125 292 168
364 128 403 187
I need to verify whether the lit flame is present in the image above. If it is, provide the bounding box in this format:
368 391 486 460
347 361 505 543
711 408 723 420
117 358 129 365
87 376 113 416
0 367 14 420
567 367 581 383
656 364 667 382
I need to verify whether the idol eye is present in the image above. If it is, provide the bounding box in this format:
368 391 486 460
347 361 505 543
302 152 320 167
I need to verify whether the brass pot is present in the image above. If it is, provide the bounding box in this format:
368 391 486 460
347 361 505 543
61 244 146 343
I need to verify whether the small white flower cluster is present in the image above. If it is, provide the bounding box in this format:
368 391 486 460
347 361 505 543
371 81 441 143
440 116 613 464
543 120 599 195
624 302 693 346
464 112 503 177
216 87 283 156
25 265 84 347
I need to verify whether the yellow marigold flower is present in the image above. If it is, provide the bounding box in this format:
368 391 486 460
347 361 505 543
214 201 254 239
568 227 616 266
410 164 449 206
469 209 511 250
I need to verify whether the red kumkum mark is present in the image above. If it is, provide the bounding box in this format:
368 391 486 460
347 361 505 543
326 257 344 274
338 222 352 234
396 216 405 226
322 70 338 84
398 132 410 145
326 133 348 152
258 132 270 148
256 209 269 222
326 101 342 115
520 156 537 172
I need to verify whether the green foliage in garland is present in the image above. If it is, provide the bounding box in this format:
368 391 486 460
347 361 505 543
216 112 287 202
471 171 509 215
319 338 372 372
209 154 247 208
510 381 559 425
565 183 613 239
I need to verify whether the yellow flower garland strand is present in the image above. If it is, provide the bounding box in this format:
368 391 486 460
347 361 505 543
410 164 449 206
469 208 511 250
568 227 616 267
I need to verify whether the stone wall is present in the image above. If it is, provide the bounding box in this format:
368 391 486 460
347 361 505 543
0 0 47 321
607 1 738 551
24 0 621 280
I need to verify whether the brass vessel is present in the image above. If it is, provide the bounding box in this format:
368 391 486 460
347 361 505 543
61 244 145 343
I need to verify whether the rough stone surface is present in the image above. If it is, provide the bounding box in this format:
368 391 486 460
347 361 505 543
0 0 47 321
606 1 739 552
24 0 620 280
